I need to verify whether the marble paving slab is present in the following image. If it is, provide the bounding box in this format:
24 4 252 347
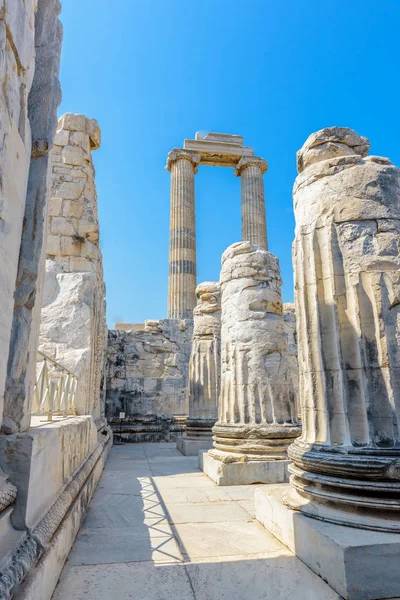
52 443 344 600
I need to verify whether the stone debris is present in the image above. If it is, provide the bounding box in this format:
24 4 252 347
256 127 400 600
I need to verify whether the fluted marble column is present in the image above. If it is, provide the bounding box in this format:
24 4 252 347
201 241 300 485
177 282 221 455
166 149 200 320
287 127 400 531
235 157 268 249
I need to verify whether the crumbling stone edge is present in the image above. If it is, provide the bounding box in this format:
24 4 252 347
0 424 112 599
0 482 18 513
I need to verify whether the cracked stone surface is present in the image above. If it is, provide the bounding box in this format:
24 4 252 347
52 443 341 600
106 320 193 440
38 114 106 420
211 242 300 463
185 282 221 440
289 127 400 528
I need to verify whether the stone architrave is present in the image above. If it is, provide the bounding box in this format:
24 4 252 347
166 150 200 320
255 128 400 600
177 282 221 456
235 157 268 249
201 241 300 485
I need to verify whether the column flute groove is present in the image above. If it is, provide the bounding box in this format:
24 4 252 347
166 149 200 319
235 156 268 249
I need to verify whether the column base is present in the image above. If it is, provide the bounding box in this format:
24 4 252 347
255 484 400 600
176 436 213 456
199 450 290 486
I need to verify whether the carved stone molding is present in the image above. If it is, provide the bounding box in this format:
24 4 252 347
0 425 112 599
234 156 268 177
165 149 201 173
0 480 17 513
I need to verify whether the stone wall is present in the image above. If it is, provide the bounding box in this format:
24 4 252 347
3 0 63 435
0 0 37 427
38 113 107 421
0 0 63 578
106 319 193 441
0 6 113 600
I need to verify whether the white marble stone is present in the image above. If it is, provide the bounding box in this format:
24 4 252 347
289 127 400 529
176 436 214 456
174 520 283 559
235 157 268 248
200 450 289 486
0 416 97 530
166 149 199 319
178 282 221 455
206 242 300 483
52 443 345 600
184 554 340 600
39 115 106 420
52 563 194 600
67 528 183 565
0 0 35 426
256 484 400 600
106 319 193 441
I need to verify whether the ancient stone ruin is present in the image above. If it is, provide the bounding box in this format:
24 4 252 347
256 126 400 600
176 281 221 456
166 132 268 319
105 132 273 443
0 3 399 599
201 242 300 485
106 319 192 441
0 4 111 598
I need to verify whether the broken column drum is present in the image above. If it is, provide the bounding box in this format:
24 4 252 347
185 282 221 438
288 126 400 531
210 241 300 464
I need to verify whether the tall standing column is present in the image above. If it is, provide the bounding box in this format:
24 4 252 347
235 156 268 249
201 241 300 485
177 282 221 456
166 149 200 320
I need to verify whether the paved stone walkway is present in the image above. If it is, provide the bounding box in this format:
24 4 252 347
53 443 340 600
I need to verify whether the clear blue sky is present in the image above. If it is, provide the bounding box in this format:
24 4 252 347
59 0 400 328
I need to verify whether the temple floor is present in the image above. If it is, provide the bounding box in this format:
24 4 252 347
52 443 340 600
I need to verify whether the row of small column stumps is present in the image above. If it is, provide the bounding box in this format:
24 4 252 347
175 127 400 600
